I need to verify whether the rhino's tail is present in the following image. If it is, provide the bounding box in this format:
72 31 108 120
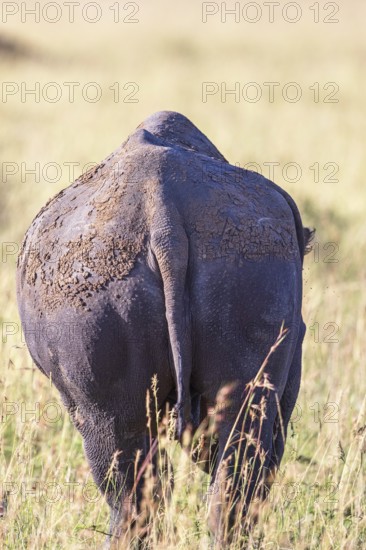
150 200 191 440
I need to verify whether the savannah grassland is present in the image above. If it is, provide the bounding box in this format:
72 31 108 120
0 1 365 548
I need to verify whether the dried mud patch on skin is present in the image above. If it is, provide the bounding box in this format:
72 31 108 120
24 233 146 311
19 160 149 311
193 216 298 263
184 179 299 264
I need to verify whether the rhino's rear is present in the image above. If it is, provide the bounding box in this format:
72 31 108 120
16 113 309 538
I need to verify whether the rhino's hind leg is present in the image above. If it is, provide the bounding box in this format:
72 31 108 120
77 416 159 546
207 384 278 543
268 321 305 477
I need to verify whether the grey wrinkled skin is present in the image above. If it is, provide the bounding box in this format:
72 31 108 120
17 111 311 544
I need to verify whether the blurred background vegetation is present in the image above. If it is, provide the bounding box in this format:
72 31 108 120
0 1 365 548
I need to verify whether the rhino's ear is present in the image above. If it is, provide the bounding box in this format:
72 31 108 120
303 227 316 254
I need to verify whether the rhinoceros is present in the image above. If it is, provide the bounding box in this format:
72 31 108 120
17 111 313 543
